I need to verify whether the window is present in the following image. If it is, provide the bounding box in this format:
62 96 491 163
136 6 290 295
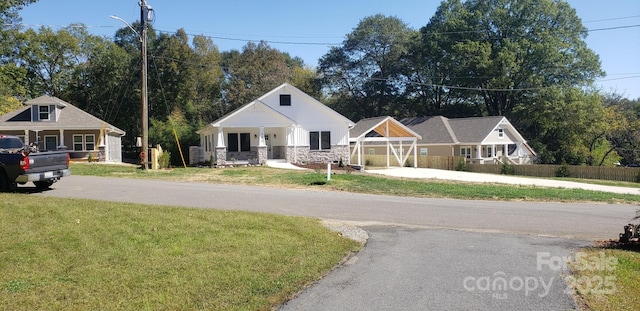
460 147 471 159
310 131 331 150
73 134 95 151
39 105 50 120
498 128 504 139
369 149 375 155
321 131 330 150
420 148 428 156
85 135 95 151
280 94 291 106
240 133 250 151
227 133 250 152
486 146 493 158
73 135 83 151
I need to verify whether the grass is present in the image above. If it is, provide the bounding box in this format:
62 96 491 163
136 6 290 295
550 177 640 189
69 163 640 204
569 247 640 311
0 194 361 310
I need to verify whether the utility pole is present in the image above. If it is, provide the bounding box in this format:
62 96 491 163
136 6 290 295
140 0 152 169
110 2 153 169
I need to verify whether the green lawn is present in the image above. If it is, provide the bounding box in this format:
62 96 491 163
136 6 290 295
69 163 640 204
0 194 361 310
569 247 640 311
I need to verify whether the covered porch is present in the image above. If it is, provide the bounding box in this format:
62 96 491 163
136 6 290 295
461 142 536 165
350 116 422 168
196 100 299 166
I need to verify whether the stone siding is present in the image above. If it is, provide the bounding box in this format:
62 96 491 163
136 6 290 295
286 145 350 164
215 147 226 166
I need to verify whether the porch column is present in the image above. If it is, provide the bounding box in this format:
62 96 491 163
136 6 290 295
258 127 266 147
257 126 267 164
216 127 225 148
476 144 482 158
24 129 29 145
215 127 226 166
492 144 496 159
399 140 404 166
59 129 64 146
413 138 418 168
386 141 390 167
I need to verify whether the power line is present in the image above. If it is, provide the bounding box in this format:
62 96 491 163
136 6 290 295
584 15 640 23
8 21 640 46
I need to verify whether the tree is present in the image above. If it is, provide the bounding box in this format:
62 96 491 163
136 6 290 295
14 26 81 97
0 95 22 114
519 87 605 164
420 0 604 117
0 0 37 26
188 35 224 124
223 41 294 111
601 93 640 166
319 14 416 120
63 28 133 131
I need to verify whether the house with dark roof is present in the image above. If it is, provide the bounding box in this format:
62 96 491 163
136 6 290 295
0 95 125 162
357 115 536 165
404 116 536 164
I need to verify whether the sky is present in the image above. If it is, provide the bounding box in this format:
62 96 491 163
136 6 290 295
17 0 640 99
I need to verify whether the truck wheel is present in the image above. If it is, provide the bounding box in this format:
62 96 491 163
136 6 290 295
34 180 54 190
0 173 7 192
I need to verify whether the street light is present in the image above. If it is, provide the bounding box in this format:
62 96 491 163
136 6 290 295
109 1 153 169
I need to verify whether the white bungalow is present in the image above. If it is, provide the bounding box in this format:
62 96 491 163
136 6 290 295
197 83 355 166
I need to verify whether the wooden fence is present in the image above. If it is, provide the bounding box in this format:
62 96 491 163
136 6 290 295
468 164 640 183
351 155 464 171
351 155 640 182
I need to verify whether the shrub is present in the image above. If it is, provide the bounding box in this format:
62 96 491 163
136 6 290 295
635 170 640 183
365 159 371 166
500 162 515 175
338 158 344 167
555 163 571 177
159 151 171 169
455 158 468 171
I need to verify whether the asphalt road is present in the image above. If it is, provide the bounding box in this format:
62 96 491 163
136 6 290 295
35 176 639 310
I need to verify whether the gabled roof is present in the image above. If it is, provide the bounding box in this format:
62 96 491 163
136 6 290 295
400 116 457 144
207 99 297 128
400 115 527 145
0 95 125 135
262 83 355 127
350 116 421 140
198 83 354 133
448 116 505 143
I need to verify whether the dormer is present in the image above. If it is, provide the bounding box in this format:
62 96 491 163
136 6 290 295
27 95 67 122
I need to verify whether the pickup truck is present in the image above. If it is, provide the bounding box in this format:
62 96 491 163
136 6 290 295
0 135 71 191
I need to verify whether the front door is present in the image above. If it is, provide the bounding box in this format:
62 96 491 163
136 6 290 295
265 134 273 159
44 135 58 151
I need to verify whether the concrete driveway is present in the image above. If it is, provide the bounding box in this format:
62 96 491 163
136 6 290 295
367 167 640 195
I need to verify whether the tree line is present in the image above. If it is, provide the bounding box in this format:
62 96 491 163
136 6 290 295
1 0 638 166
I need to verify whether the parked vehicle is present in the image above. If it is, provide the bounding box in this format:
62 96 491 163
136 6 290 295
0 135 70 191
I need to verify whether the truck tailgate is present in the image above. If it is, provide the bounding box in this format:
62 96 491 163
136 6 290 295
25 151 69 173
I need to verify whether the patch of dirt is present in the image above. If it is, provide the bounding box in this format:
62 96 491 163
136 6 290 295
594 239 640 252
